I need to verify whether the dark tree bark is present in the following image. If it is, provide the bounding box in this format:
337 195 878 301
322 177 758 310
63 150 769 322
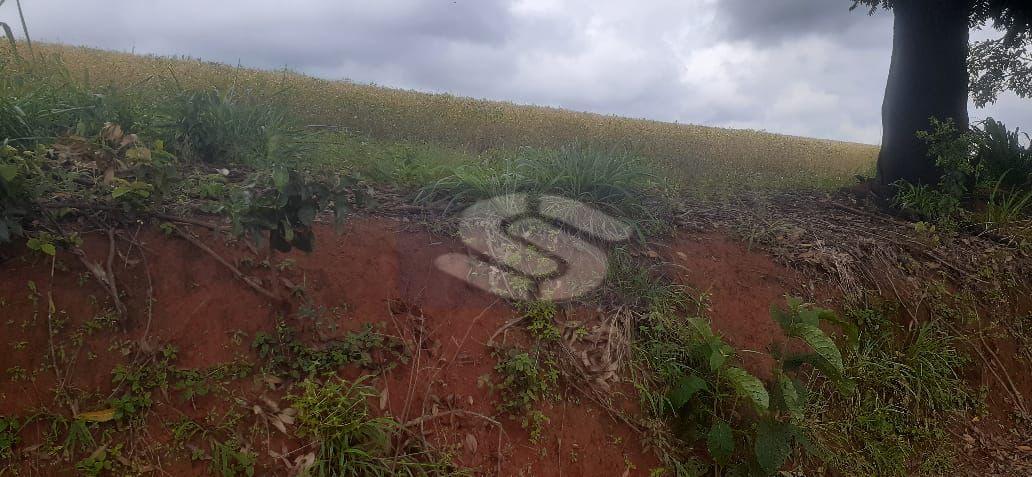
877 0 971 186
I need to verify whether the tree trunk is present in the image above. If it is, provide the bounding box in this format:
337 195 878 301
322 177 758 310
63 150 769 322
877 0 970 186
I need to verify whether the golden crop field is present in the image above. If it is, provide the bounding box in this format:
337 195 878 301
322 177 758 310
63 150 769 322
27 43 879 190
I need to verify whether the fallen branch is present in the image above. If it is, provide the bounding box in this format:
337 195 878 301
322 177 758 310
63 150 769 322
171 225 280 302
41 201 222 231
70 244 127 317
402 409 506 477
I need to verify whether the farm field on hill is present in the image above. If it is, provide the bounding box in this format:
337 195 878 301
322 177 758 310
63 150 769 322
36 44 878 193
1 44 1031 477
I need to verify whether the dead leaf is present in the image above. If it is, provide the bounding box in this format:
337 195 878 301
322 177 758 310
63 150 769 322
271 416 288 435
379 388 389 411
464 433 478 454
291 452 316 477
260 395 281 412
77 409 116 422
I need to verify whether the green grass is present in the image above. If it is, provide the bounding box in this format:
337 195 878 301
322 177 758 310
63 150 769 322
805 306 973 476
5 43 879 193
290 376 464 477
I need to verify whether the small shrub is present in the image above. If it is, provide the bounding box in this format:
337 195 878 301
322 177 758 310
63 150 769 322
0 415 18 459
491 348 558 415
974 118 1032 189
209 439 257 477
165 86 301 166
229 169 359 253
519 300 561 342
252 322 398 379
290 376 460 476
634 296 850 475
807 307 972 476
76 446 115 476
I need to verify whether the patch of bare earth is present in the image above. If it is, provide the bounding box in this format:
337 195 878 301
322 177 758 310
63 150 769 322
0 217 657 476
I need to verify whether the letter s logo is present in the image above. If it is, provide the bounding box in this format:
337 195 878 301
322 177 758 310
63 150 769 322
435 194 632 301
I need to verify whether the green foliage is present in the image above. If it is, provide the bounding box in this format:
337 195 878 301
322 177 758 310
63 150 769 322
76 446 115 476
0 415 18 459
491 348 558 416
209 439 257 477
108 345 178 421
230 169 359 253
0 55 150 147
165 86 300 166
173 361 252 402
975 118 1032 188
892 181 963 228
290 376 462 476
252 321 398 379
984 173 1032 230
518 300 561 342
969 31 1032 107
520 146 657 218
1 56 359 258
0 144 33 243
634 296 848 474
807 306 973 476
417 145 662 227
917 117 981 197
603 246 695 315
894 117 1032 231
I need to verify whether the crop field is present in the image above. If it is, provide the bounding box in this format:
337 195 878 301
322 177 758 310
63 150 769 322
33 43 878 192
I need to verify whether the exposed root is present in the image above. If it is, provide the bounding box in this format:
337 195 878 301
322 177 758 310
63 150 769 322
70 242 127 317
171 224 281 302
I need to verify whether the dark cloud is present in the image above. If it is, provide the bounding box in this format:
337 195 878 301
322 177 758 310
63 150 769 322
9 0 1031 144
716 0 891 47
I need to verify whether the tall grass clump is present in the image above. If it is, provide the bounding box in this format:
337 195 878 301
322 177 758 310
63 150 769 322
290 376 463 477
1 54 151 147
165 86 305 167
806 307 972 476
417 145 666 233
975 118 1032 189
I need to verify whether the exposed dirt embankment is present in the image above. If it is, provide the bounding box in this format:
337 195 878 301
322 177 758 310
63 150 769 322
0 218 659 476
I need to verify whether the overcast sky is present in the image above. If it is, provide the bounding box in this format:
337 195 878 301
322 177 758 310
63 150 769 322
14 0 1031 144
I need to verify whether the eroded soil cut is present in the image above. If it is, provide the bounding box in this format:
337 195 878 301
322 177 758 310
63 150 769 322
0 218 663 476
1 216 1028 475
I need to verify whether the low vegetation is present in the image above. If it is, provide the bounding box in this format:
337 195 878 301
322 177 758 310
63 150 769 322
0 41 1027 477
807 305 973 476
891 116 1032 239
290 377 463 476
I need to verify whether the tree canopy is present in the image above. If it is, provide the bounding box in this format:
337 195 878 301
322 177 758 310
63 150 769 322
852 0 1032 107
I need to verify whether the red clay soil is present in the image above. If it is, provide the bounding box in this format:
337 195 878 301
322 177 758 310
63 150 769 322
657 232 832 378
0 218 659 476
3 220 1027 475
